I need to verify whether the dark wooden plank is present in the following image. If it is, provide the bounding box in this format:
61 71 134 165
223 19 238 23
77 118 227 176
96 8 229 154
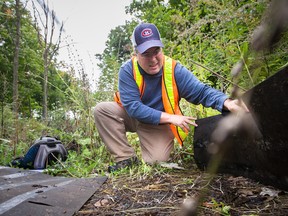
3 177 107 216
0 166 72 203
193 66 288 190
0 167 107 215
0 177 73 203
0 166 40 177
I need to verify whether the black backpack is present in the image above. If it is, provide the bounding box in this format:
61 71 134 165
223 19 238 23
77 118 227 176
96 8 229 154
10 136 68 169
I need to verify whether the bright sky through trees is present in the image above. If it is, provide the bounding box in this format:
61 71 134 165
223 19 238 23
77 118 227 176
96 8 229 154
45 0 132 89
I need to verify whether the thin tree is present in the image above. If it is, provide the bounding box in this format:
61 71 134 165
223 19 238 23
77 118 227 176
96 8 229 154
12 0 21 154
32 0 63 125
0 74 7 138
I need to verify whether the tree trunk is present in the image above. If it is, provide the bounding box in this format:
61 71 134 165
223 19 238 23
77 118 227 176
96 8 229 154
1 97 4 137
12 0 21 155
0 74 6 137
31 0 63 129
42 50 48 124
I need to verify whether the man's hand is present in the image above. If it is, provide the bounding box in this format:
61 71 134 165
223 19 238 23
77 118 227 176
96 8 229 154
160 112 198 132
223 98 249 113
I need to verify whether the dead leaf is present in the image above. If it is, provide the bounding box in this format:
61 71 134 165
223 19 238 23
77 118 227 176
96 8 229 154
202 201 216 208
159 162 185 170
237 189 254 197
145 184 161 190
94 199 109 207
260 187 280 197
175 189 188 198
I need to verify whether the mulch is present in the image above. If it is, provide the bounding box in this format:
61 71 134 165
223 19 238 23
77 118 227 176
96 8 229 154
74 165 288 216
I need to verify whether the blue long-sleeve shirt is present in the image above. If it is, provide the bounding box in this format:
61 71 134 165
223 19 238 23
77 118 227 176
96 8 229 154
118 58 228 125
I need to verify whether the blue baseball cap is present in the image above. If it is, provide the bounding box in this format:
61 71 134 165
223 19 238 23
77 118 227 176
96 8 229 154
131 23 164 54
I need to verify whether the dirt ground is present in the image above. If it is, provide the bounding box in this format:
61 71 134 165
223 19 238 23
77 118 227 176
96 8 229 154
74 163 288 216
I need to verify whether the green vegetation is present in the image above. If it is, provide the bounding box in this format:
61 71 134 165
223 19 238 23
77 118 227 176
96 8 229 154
1 0 287 179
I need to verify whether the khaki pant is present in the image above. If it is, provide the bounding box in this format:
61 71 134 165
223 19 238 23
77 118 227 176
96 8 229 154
93 102 175 163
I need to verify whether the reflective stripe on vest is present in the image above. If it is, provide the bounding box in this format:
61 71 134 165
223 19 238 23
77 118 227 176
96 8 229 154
162 56 188 146
114 56 188 146
132 56 145 95
113 56 144 106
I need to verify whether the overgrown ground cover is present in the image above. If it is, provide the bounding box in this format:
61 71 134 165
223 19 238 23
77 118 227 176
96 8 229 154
74 163 288 216
2 119 288 216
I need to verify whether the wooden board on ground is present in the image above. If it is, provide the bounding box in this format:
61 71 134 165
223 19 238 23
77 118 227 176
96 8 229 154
193 66 288 190
0 166 107 216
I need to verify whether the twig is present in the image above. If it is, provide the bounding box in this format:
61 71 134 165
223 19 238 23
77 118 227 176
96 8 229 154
190 175 202 189
49 153 77 178
190 59 247 92
79 206 180 215
209 181 224 194
77 210 97 215
119 206 180 213
159 191 170 203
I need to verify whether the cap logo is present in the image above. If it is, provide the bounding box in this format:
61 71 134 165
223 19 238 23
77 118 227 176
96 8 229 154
141 28 153 38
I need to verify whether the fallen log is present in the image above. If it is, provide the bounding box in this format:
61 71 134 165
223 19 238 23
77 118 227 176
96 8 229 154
193 66 288 190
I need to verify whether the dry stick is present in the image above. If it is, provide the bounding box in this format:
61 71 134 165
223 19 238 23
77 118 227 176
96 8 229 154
195 151 228 212
49 153 77 178
78 206 181 215
119 206 180 213
189 59 247 92
177 63 248 214
192 82 249 214
189 54 249 215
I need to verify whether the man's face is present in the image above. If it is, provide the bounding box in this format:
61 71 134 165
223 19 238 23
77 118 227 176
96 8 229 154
136 47 164 75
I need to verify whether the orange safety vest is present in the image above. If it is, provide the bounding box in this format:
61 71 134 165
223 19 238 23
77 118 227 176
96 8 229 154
114 56 188 146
